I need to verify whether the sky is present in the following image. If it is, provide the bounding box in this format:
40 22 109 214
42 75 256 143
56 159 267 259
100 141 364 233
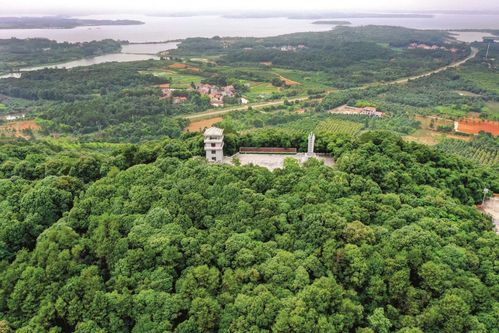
1 0 498 15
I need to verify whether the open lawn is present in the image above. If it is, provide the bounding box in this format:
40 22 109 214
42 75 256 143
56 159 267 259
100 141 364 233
403 129 470 145
434 105 470 119
244 82 281 100
415 115 454 130
147 70 205 88
271 68 333 90
482 101 499 120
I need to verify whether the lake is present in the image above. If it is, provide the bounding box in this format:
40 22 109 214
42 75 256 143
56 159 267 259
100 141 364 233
0 14 498 43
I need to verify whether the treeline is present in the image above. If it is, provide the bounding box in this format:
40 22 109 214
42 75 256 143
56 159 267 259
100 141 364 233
0 131 497 332
0 61 168 102
36 91 208 139
0 38 122 73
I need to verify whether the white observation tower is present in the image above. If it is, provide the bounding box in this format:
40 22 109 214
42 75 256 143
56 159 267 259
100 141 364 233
204 127 224 162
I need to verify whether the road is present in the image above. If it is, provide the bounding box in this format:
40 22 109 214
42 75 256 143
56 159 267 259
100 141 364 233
183 47 479 122
386 47 478 85
181 97 310 120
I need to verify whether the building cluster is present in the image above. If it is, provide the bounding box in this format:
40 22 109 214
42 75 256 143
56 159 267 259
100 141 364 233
159 82 247 107
408 43 459 53
329 105 385 117
277 44 308 52
195 83 236 107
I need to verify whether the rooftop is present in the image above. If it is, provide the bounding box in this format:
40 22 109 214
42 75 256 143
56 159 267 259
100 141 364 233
204 127 224 136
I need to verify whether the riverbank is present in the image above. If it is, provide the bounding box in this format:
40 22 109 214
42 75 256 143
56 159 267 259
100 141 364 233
0 41 179 79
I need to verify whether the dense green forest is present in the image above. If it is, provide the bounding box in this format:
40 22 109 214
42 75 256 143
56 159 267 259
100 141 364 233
0 131 497 332
174 26 468 87
0 38 122 73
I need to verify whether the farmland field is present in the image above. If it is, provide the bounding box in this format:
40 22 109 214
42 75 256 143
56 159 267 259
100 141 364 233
437 138 499 165
315 119 365 135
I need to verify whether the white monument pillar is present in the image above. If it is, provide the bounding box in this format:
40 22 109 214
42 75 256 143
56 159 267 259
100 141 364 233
307 132 315 156
204 127 224 162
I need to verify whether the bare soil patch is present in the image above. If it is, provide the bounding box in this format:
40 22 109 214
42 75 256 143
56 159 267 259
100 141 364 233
0 120 40 138
277 74 300 86
168 63 200 72
186 117 223 132
456 118 499 136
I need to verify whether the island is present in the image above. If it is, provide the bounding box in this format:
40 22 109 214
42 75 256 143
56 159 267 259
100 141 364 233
0 16 144 29
312 20 351 25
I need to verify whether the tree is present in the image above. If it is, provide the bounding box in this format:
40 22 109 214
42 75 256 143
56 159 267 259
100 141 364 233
368 308 392 333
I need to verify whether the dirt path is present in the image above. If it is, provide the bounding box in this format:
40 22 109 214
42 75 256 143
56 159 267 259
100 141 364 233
181 47 479 122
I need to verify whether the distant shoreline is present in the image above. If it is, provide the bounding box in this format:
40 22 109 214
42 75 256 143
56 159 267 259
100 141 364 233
222 13 434 20
312 20 351 25
0 17 144 29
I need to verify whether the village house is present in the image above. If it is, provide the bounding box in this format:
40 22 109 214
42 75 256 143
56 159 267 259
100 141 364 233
329 105 385 117
408 43 458 53
172 96 188 104
360 106 385 117
195 83 236 107
159 83 173 99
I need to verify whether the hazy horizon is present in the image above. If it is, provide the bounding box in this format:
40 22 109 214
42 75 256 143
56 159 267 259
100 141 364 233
1 0 499 16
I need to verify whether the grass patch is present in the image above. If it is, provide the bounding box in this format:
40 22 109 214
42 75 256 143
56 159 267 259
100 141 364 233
271 68 332 90
434 105 469 119
146 70 205 88
458 66 499 94
244 82 280 100
482 101 499 120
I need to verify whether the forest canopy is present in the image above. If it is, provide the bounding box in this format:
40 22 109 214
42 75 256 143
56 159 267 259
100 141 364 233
0 131 497 333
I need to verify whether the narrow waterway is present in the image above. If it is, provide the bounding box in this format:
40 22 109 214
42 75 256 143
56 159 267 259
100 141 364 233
0 41 178 79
